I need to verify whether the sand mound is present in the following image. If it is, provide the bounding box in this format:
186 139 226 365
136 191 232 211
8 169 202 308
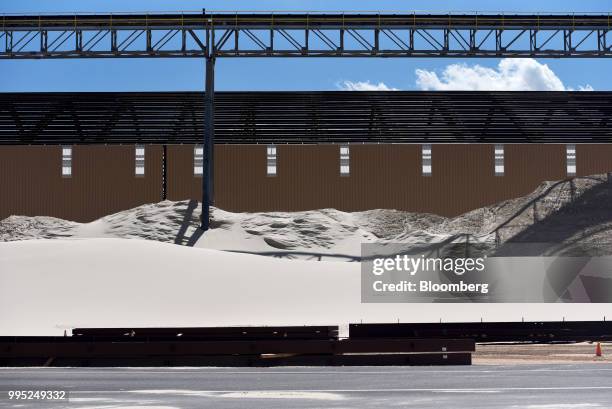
1 239 605 335
2 174 612 258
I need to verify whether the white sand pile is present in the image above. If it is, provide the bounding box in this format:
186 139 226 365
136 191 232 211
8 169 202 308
1 239 606 336
0 203 447 259
1 174 612 259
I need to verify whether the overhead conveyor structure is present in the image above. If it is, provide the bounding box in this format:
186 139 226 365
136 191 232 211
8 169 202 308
2 10 612 230
2 12 612 58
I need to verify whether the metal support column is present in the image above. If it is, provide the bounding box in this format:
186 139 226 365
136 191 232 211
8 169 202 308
201 56 215 231
162 144 167 200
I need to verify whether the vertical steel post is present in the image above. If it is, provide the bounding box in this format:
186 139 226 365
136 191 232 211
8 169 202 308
162 144 167 200
201 56 215 231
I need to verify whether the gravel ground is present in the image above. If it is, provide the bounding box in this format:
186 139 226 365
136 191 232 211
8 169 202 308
474 342 612 364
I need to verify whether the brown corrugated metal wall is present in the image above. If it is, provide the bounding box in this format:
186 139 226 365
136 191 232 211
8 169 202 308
576 144 612 176
166 145 202 200
211 144 568 216
0 145 163 222
1 144 611 222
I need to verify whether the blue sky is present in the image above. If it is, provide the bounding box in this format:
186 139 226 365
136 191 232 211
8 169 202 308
1 0 611 92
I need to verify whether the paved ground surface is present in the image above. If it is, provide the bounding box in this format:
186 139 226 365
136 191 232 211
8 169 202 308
1 364 612 409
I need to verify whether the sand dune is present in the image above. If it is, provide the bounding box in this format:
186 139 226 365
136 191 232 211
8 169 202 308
1 238 607 335
2 174 612 260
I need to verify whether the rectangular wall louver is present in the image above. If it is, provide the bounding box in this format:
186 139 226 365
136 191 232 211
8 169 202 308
495 144 504 176
61 146 72 177
340 145 350 176
566 144 576 176
422 144 432 176
135 145 145 176
267 145 277 176
194 145 203 176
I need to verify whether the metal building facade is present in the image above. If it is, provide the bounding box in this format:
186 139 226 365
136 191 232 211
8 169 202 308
165 143 611 215
1 91 611 222
0 146 163 221
3 143 612 222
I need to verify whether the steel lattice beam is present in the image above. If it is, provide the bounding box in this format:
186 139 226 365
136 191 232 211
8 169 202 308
1 12 612 58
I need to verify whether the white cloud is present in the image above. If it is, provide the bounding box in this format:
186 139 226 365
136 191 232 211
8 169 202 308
577 84 595 91
415 59 593 91
337 80 398 91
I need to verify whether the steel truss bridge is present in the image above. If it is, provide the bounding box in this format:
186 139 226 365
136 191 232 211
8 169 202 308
1 12 612 58
2 10 612 230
